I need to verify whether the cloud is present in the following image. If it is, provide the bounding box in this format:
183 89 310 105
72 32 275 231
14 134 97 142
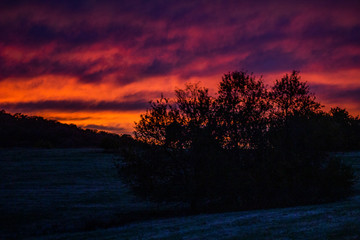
141 59 175 76
0 99 149 112
51 116 91 121
0 0 359 133
311 84 360 104
309 83 360 115
239 49 306 73
122 90 171 101
1 0 359 82
82 124 125 133
0 55 121 83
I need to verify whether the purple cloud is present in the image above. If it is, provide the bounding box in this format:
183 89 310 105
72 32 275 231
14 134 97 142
0 0 359 133
311 84 360 104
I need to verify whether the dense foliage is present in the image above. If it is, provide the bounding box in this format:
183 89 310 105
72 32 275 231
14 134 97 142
119 70 357 212
0 110 125 148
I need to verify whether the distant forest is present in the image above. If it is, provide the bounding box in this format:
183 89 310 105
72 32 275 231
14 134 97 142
0 110 129 148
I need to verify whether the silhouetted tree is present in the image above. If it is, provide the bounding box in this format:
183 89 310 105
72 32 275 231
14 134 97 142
269 71 323 156
135 83 215 149
216 71 271 149
119 70 355 212
124 84 220 210
271 70 321 118
327 107 360 150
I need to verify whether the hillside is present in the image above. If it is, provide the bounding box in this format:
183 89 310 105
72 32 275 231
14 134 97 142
0 110 126 148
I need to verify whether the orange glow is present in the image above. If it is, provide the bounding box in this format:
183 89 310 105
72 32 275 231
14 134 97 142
1 1 359 134
42 111 142 135
2 68 359 135
0 74 220 134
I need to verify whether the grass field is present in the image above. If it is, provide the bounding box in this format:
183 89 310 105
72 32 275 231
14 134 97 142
1 149 359 239
0 148 158 239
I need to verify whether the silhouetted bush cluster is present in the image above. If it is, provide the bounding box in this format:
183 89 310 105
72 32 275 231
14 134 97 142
118 70 357 212
0 110 123 149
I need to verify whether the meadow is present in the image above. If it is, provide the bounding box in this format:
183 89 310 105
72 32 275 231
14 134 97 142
0 148 159 239
0 148 359 239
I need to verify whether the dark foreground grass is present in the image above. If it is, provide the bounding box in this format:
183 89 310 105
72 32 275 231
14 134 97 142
0 149 359 239
30 195 360 240
0 148 162 239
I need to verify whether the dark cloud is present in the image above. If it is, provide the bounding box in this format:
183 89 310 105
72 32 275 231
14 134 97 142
239 49 306 73
0 18 142 48
51 116 91 121
0 99 149 112
311 83 360 106
123 90 172 100
141 35 185 49
142 59 174 76
303 21 360 47
82 124 125 133
330 55 360 71
0 56 117 83
80 68 117 83
275 15 292 29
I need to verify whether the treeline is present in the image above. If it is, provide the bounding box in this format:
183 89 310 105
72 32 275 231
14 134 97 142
0 110 128 148
119 71 358 212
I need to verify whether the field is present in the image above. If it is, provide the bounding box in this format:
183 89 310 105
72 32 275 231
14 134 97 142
0 148 158 239
0 149 359 239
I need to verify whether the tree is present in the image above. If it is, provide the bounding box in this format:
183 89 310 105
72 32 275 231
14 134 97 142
269 71 323 154
124 84 221 210
134 96 175 146
119 70 355 212
328 107 360 150
216 71 271 149
271 70 321 118
134 83 214 149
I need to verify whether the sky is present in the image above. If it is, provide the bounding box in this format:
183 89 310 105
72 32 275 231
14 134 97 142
0 0 359 134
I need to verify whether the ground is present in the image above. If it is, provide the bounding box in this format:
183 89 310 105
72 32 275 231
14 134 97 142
0 149 359 239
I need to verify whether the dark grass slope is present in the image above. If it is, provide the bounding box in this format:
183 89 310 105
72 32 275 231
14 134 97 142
0 148 156 239
0 149 356 240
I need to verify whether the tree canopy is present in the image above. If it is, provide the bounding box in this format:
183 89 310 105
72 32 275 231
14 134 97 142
271 70 322 118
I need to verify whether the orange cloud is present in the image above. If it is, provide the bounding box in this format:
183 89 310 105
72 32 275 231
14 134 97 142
1 0 359 134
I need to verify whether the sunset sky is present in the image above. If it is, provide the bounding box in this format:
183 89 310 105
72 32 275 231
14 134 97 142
1 0 359 134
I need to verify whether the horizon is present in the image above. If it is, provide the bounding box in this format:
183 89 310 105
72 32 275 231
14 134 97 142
1 1 359 135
